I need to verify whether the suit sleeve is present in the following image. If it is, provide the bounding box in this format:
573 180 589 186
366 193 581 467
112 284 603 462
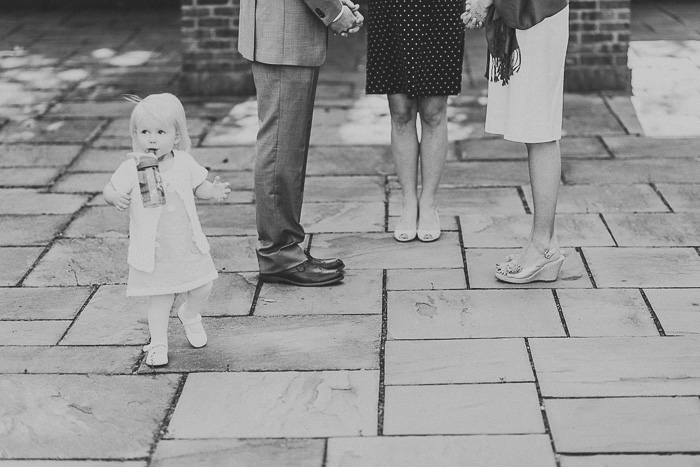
301 0 343 26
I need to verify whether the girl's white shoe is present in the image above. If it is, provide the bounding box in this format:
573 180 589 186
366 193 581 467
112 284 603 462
143 343 168 367
495 248 565 284
178 303 207 348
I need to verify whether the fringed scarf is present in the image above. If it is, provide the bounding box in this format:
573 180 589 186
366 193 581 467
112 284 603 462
484 0 568 85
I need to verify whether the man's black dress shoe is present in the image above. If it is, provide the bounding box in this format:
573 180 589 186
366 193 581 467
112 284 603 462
259 260 344 286
305 252 345 271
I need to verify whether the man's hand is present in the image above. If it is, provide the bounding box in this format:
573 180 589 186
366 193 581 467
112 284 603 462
330 4 362 36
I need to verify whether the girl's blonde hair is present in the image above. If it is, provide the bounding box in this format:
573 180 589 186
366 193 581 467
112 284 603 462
128 93 192 153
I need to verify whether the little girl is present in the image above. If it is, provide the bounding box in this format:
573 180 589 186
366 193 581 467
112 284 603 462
103 93 231 367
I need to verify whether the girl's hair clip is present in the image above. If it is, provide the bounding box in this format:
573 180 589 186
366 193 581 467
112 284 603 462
123 94 142 104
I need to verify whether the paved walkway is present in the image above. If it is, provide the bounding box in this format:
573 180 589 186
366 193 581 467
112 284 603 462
1 2 700 466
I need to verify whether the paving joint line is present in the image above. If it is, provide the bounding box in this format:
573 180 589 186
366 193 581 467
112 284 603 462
649 182 675 213
598 213 619 247
524 337 562 467
551 290 570 337
146 373 188 466
575 246 598 288
638 288 666 336
376 269 388 436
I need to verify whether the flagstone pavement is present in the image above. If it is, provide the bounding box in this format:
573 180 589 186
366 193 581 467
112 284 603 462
2 1 700 466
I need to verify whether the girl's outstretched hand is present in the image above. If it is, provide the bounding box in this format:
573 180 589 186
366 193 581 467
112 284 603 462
211 176 231 202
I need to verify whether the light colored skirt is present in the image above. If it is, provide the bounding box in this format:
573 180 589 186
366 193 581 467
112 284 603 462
485 5 569 143
126 184 217 297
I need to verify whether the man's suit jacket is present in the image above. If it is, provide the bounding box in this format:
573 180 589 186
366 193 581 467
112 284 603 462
238 0 343 67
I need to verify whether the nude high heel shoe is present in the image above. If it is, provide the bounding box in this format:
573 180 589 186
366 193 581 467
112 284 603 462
417 209 441 242
495 247 565 284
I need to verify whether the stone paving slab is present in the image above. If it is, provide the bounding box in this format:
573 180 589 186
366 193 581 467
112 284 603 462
439 161 531 187
561 94 628 136
546 397 700 453
465 248 593 289
556 288 659 337
49 172 112 193
0 189 88 214
0 346 140 374
303 175 385 203
383 383 544 435
601 95 646 135
309 232 464 269
460 214 614 247
256 269 382 316
151 439 325 467
0 374 179 458
602 135 700 158
302 202 385 233
166 371 379 438
306 146 395 176
326 435 557 467
459 136 610 160
66 148 129 172
63 206 128 238
523 184 668 213
0 214 71 245
0 143 82 167
209 236 259 272
604 212 700 246
655 183 700 212
174 271 256 317
0 286 91 320
583 247 700 288
530 336 700 396
386 268 467 290
23 238 128 286
387 289 565 339
0 246 43 286
385 338 533 385
196 204 257 236
0 118 105 144
0 320 69 345
388 187 526 217
560 455 700 467
138 315 380 373
0 167 61 187
645 288 700 336
563 158 700 184
59 285 149 346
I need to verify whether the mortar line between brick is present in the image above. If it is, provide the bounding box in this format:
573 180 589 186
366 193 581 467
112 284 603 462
525 337 562 467
146 373 188 465
377 269 388 436
639 288 666 337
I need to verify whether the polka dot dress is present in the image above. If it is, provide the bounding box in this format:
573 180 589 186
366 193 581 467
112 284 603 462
366 0 465 99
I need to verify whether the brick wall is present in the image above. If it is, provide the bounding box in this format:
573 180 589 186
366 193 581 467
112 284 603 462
566 0 631 92
180 0 632 95
180 0 254 96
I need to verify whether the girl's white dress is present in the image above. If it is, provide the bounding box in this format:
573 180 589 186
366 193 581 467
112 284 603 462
126 173 218 296
111 151 218 297
485 6 570 143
